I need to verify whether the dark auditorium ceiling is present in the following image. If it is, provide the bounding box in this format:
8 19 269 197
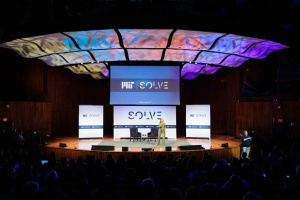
0 0 299 80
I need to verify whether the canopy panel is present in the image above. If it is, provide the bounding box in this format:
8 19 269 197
0 29 289 79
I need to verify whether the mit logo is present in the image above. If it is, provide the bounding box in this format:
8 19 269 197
122 82 135 89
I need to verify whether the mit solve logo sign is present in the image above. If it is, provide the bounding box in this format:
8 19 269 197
128 111 162 120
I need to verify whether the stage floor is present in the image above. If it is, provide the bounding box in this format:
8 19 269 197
46 134 241 152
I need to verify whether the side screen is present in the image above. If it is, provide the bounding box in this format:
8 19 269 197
186 105 211 139
78 105 103 139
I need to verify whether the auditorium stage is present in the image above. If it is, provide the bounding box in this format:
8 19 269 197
46 134 241 151
41 134 242 162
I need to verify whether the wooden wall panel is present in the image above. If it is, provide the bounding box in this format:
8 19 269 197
0 101 51 136
278 101 300 139
236 102 275 140
236 101 300 141
45 65 109 137
41 147 241 163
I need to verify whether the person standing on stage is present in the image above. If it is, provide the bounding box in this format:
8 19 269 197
240 130 252 158
156 118 166 146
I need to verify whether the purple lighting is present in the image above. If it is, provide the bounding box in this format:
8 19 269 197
199 65 222 74
195 51 228 65
0 29 289 79
221 55 250 67
101 69 109 78
181 63 222 79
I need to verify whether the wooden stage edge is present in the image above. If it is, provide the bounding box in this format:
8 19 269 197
41 134 242 162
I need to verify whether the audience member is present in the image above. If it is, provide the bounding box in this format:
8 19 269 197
141 178 155 200
1 130 300 200
20 181 39 200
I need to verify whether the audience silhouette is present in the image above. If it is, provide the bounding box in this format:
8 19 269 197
1 133 300 200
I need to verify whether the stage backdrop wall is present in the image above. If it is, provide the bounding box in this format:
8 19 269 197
4 47 300 139
78 105 103 139
113 106 176 139
186 104 211 139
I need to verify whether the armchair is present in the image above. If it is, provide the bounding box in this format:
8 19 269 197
147 127 158 142
130 128 141 142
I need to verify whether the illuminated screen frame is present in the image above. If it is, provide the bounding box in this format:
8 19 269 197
109 64 181 106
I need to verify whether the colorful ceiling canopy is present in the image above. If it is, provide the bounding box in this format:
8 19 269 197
0 29 289 79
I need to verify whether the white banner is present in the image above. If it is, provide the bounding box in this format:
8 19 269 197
186 105 211 138
78 105 103 139
113 106 176 139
